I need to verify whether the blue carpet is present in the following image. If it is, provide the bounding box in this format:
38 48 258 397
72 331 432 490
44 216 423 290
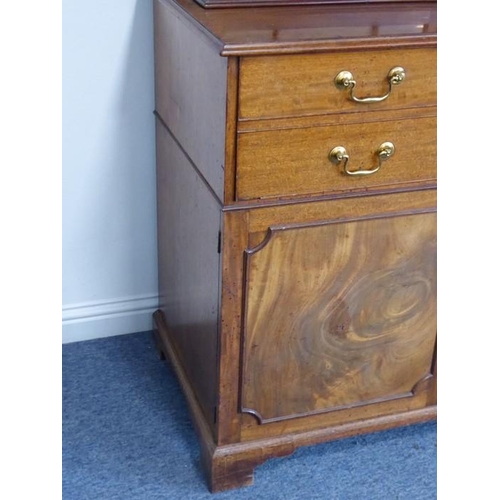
62 331 436 499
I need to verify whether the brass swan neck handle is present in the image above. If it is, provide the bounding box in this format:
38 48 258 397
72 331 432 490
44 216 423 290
329 142 395 176
334 67 406 104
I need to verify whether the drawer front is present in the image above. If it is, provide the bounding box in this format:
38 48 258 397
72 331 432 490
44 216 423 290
239 48 436 121
236 115 436 200
239 193 437 424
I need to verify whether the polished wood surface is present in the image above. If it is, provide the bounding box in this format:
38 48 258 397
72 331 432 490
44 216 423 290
216 210 248 444
153 0 437 492
248 180 437 231
237 115 436 200
154 310 436 492
239 49 436 120
195 0 434 9
154 0 228 201
236 105 436 132
223 58 239 204
168 0 436 55
156 120 221 432
219 190 437 444
233 189 437 441
241 212 436 422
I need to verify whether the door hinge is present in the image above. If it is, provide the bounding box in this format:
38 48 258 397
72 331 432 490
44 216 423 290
217 231 221 254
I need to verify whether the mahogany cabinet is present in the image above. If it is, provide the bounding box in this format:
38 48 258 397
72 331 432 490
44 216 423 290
152 0 437 492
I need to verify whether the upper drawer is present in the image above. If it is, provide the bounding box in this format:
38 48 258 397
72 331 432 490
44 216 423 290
236 115 436 201
239 48 436 121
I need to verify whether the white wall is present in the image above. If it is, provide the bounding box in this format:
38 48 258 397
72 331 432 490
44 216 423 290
62 0 158 342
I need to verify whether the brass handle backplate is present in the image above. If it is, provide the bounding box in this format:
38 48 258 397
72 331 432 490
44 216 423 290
334 67 405 103
329 142 395 176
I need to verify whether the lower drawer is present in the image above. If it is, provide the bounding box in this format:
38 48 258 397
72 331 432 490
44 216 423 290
236 115 436 200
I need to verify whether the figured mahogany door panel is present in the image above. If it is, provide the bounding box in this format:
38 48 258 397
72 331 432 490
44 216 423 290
240 211 436 423
239 48 436 120
237 115 436 200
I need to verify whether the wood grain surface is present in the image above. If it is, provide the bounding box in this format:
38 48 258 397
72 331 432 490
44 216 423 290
166 0 436 56
239 48 436 120
156 120 221 433
217 210 248 444
153 0 437 491
223 58 239 204
237 115 436 200
154 0 227 201
241 212 437 422
195 0 434 7
155 309 435 492
247 188 436 231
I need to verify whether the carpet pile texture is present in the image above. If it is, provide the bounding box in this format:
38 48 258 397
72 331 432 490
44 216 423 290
62 331 436 499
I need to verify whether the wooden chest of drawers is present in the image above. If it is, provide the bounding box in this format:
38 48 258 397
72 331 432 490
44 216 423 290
152 0 437 492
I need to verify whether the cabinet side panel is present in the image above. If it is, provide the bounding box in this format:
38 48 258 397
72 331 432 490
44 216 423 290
154 0 227 202
156 120 221 432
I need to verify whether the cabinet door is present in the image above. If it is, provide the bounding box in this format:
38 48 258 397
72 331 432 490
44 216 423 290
239 193 436 424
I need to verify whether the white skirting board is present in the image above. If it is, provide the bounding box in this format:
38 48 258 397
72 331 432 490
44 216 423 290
62 294 159 343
